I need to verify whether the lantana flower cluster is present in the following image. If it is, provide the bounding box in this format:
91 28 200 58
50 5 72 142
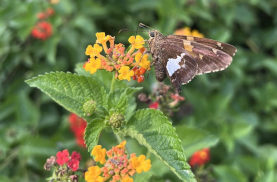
31 8 54 40
31 21 53 40
69 113 87 148
44 149 81 181
189 148 210 167
174 27 204 38
84 32 151 82
85 141 151 182
37 7 55 20
138 83 185 116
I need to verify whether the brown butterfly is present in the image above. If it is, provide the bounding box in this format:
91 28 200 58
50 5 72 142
140 24 237 92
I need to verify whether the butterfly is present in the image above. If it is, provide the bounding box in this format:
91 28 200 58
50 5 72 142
142 24 237 92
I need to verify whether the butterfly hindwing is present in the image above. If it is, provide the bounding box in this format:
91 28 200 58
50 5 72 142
157 41 198 90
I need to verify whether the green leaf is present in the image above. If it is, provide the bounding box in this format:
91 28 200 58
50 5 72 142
85 118 106 152
176 125 219 156
125 109 196 182
108 87 141 120
213 165 247 182
25 72 107 118
74 63 127 90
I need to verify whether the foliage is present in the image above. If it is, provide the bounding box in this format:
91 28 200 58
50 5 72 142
1 0 277 181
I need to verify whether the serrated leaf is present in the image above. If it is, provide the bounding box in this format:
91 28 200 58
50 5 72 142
176 125 219 156
74 63 127 90
85 118 106 152
25 72 107 118
125 109 196 182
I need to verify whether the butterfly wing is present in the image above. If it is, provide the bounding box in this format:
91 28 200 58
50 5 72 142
165 36 236 75
167 35 237 57
155 40 198 91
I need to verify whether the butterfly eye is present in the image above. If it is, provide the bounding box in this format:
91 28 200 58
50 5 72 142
149 31 155 37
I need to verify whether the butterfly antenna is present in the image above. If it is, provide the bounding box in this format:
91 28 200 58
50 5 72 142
139 23 153 29
118 28 129 35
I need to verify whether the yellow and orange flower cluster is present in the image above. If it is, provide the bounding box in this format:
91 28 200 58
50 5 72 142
85 141 151 182
84 32 151 82
174 27 204 38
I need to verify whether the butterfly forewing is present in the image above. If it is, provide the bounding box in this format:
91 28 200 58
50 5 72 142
167 35 237 57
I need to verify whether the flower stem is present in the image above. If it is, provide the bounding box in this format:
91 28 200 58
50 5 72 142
109 73 116 95
115 133 123 143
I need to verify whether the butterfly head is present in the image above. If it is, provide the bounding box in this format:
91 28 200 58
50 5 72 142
148 30 164 53
148 30 163 39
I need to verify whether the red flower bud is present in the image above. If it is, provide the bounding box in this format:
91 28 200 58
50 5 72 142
137 76 144 83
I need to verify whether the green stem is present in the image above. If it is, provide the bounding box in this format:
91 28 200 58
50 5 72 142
115 133 123 144
109 73 116 95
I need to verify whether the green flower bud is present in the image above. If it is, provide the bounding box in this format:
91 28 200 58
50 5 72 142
109 113 124 128
83 100 96 116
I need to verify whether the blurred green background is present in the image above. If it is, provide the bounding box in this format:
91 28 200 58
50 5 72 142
1 0 277 181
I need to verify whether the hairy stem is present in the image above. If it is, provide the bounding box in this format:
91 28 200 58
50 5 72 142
109 73 116 94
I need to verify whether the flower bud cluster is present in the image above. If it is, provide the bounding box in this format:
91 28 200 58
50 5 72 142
44 149 81 182
138 83 185 116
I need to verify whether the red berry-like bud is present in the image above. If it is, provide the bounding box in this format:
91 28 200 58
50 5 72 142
139 68 146 75
137 76 144 83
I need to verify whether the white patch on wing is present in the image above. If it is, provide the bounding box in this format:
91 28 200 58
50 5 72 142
166 53 186 76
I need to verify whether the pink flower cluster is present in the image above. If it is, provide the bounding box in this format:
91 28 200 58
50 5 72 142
56 149 81 171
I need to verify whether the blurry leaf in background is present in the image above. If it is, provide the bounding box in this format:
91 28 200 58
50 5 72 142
176 125 219 156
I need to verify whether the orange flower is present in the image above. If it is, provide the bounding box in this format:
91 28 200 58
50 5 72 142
117 140 127 149
174 27 192 36
191 30 204 38
118 66 134 81
91 145 106 164
174 27 204 38
135 52 150 70
84 32 150 82
89 142 151 182
85 166 104 182
122 175 133 182
96 32 111 44
84 58 102 74
86 44 103 57
130 154 151 174
189 148 210 167
128 35 145 49
50 0 59 4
